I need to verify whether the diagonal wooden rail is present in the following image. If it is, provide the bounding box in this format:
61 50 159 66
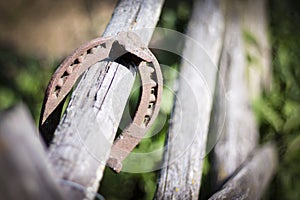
45 0 164 199
209 144 277 200
0 105 66 200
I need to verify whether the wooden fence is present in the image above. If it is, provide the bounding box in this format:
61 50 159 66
0 0 277 199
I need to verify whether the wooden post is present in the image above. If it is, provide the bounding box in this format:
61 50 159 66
154 0 225 199
241 0 272 100
210 0 271 189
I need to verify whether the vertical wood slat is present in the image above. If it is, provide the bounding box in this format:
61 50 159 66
0 105 66 200
154 0 225 199
209 0 259 187
46 0 165 199
210 0 271 189
241 0 271 100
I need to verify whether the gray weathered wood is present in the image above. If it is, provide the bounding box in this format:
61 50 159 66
209 0 259 187
46 0 164 199
0 104 66 200
241 0 272 100
209 0 272 191
154 0 225 199
208 144 277 200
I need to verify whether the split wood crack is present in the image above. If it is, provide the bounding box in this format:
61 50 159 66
39 32 163 173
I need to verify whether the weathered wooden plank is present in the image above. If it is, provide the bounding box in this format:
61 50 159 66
154 0 225 199
209 0 259 188
241 0 271 100
209 0 272 191
208 144 277 200
46 0 164 199
0 104 66 200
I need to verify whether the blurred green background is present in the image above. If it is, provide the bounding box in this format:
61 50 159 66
0 0 299 199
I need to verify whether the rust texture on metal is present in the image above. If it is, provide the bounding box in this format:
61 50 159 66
39 32 163 173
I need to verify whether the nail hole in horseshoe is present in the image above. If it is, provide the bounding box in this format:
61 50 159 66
61 71 69 78
73 58 80 65
143 115 151 125
150 88 155 94
54 86 61 97
87 48 93 54
148 102 154 109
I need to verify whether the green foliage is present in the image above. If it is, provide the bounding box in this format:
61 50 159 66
0 46 55 122
159 0 192 32
260 0 300 199
243 30 261 69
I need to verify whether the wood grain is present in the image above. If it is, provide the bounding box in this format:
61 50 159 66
154 0 225 199
209 0 269 189
209 144 277 200
0 105 66 200
46 0 164 199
